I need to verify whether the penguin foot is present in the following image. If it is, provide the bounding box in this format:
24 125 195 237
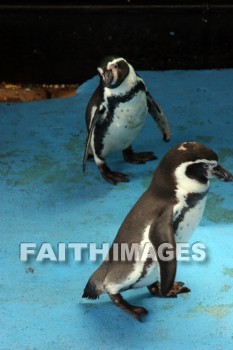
148 281 191 298
99 164 129 185
123 146 157 164
108 293 148 321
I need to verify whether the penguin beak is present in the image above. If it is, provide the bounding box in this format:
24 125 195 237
97 67 114 87
103 69 114 88
210 164 233 182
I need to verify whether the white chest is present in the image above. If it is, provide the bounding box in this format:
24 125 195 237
114 90 148 128
101 91 148 155
173 195 207 242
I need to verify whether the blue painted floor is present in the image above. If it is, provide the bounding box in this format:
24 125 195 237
1 70 233 350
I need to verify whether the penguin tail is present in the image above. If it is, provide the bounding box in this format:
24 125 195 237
82 279 102 300
82 263 107 300
82 281 101 300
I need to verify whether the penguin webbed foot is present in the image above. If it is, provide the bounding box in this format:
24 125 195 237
148 280 191 298
108 293 148 322
123 146 157 164
99 163 129 185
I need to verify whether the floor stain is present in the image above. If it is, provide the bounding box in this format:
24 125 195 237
64 135 84 155
218 147 233 163
180 293 191 300
220 284 231 292
186 303 233 318
106 213 114 220
188 118 204 126
175 125 188 131
0 164 13 177
7 155 59 185
204 192 233 223
116 183 129 191
0 128 87 186
195 135 213 143
5 154 85 186
162 303 174 310
0 150 20 159
223 267 233 278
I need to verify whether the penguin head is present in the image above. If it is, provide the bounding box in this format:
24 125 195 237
160 142 233 191
97 55 130 88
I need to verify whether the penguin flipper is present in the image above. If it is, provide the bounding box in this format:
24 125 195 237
146 91 171 142
149 208 177 295
83 106 102 172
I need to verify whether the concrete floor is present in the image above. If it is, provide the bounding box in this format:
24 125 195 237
1 70 233 350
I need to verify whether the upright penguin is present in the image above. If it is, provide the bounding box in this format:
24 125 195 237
83 142 233 320
83 55 171 184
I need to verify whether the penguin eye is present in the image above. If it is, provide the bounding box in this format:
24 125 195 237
114 64 118 69
203 162 216 170
203 164 209 169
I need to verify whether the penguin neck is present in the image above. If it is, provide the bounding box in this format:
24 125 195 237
148 167 176 200
104 64 138 97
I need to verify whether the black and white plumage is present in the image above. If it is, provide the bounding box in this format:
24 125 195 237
83 55 171 184
82 142 233 320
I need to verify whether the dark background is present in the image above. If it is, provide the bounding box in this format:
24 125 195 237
0 0 232 84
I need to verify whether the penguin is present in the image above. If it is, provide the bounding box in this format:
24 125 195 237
83 55 171 184
82 142 233 320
